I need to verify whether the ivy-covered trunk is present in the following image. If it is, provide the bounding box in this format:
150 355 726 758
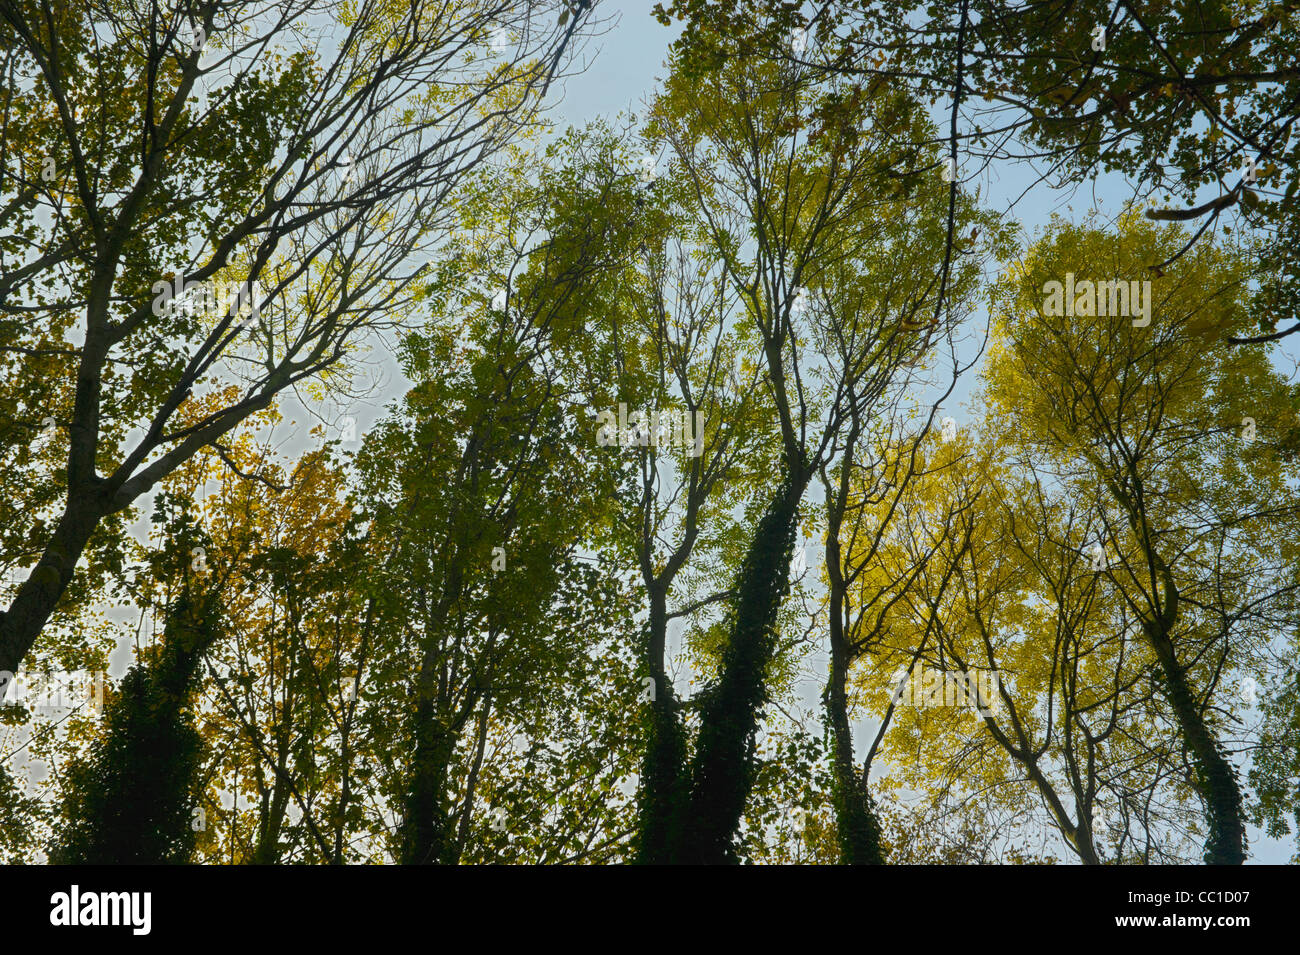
677 474 805 864
824 600 884 864
50 586 219 864
398 704 467 865
636 584 689 863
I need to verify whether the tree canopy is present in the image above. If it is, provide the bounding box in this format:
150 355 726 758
2 0 1299 871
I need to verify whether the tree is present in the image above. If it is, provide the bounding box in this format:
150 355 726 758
355 135 642 863
853 430 1210 862
185 435 366 864
0 0 601 677
980 211 1300 862
49 494 222 863
655 1 1300 344
640 33 1000 862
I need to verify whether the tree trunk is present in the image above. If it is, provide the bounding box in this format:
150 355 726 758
1114 478 1246 864
825 633 885 863
398 701 462 865
636 584 689 863
251 774 291 865
677 473 805 864
821 461 886 865
1149 628 1247 864
1143 542 1245 864
0 494 105 674
50 585 219 864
